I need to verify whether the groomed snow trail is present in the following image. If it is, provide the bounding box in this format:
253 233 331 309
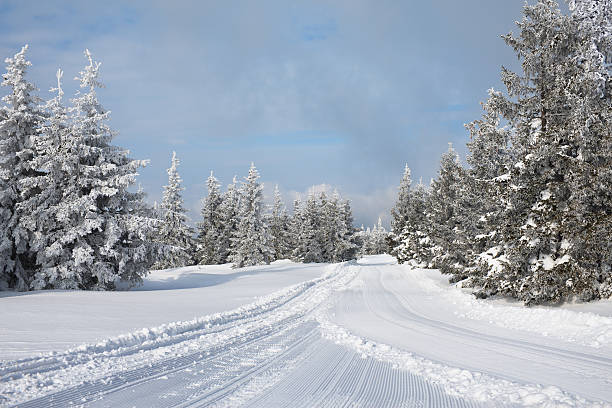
1 257 611 407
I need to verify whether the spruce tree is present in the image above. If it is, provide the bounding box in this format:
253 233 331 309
389 164 412 252
197 171 224 264
288 197 303 260
217 176 240 263
336 198 359 261
426 144 468 275
565 0 612 300
35 49 158 290
459 95 513 292
155 151 194 269
318 191 337 261
465 0 612 303
395 180 432 265
230 163 272 268
360 218 389 255
26 69 80 289
0 45 45 290
292 190 323 263
268 185 291 260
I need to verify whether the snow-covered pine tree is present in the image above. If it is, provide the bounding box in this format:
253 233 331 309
288 197 303 260
24 69 80 289
154 151 194 269
322 190 350 262
217 176 240 263
469 0 612 304
394 179 432 265
336 198 359 261
292 190 323 263
197 171 224 264
318 191 337 262
360 226 374 256
230 163 272 268
35 49 158 290
327 190 346 262
0 45 45 290
268 184 291 261
359 218 389 255
427 143 470 276
490 1 580 304
564 0 612 300
388 164 412 253
289 189 357 263
460 94 514 292
374 217 390 254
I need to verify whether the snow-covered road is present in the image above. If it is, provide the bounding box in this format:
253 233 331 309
1 255 611 407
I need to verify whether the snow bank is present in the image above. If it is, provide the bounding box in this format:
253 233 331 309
0 261 329 360
411 267 612 348
318 318 609 408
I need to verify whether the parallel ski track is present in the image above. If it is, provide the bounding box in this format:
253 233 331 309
243 341 493 408
0 270 329 382
341 264 612 403
1 263 357 407
387 270 612 366
8 260 597 407
380 267 612 375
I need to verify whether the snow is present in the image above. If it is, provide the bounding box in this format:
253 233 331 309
1 255 611 407
0 260 328 360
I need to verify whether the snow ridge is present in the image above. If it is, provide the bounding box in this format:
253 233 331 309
410 267 612 348
317 318 610 408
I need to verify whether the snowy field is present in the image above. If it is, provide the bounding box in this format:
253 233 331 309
0 260 328 360
1 255 612 407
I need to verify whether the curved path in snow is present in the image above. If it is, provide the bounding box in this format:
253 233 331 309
1 256 611 407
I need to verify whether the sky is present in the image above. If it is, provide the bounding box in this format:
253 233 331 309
0 0 547 228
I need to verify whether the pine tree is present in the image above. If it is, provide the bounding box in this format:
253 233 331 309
394 180 432 265
155 151 194 269
466 0 612 303
288 189 358 263
268 185 291 260
0 45 45 290
197 171 224 264
230 163 272 268
33 49 158 290
318 191 337 261
336 198 359 261
25 69 80 289
389 164 412 247
427 144 469 275
288 197 303 260
217 176 240 263
459 95 514 292
388 165 411 256
359 218 389 255
564 0 612 300
292 190 323 263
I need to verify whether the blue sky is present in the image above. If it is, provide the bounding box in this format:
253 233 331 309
0 1 538 227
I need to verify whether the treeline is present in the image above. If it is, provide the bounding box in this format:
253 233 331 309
388 0 612 305
0 46 360 292
357 218 390 257
155 157 360 269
